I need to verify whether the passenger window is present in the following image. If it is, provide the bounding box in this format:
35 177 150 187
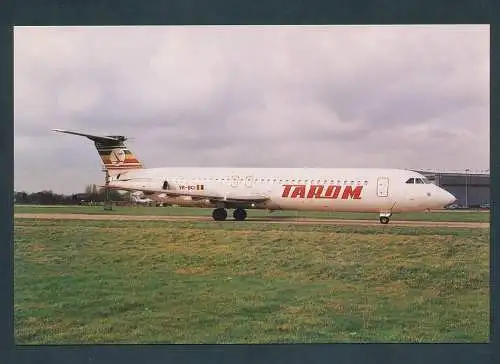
405 178 414 184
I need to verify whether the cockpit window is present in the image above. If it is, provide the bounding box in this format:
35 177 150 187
406 177 432 184
405 177 432 184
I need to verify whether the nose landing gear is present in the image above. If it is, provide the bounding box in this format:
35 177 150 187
379 212 392 224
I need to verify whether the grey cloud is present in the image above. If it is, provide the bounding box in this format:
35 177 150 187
14 25 489 193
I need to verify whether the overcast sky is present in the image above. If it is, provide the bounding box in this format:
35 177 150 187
14 25 489 194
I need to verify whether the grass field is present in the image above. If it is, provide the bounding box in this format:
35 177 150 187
14 218 489 343
14 204 490 222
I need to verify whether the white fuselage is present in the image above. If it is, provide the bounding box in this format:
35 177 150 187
108 167 456 213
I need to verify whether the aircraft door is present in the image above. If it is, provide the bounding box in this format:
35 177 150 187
377 177 389 197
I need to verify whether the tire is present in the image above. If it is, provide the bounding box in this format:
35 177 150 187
379 216 390 224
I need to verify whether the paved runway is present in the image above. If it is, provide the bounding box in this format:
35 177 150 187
14 213 489 228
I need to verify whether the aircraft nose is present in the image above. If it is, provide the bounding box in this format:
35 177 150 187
440 189 456 207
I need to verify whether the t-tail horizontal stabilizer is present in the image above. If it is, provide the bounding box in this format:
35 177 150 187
52 128 144 173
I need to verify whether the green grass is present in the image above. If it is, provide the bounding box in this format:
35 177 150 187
14 218 489 344
14 204 490 222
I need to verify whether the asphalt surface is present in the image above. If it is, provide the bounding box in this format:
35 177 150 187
14 213 489 228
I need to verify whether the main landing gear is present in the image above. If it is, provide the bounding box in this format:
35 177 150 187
379 212 392 224
212 208 247 221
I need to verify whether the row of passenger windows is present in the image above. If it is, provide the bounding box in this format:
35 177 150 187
168 177 369 186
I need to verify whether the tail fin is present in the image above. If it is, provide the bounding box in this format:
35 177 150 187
52 129 144 173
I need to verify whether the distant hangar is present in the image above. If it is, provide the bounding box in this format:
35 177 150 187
415 170 490 208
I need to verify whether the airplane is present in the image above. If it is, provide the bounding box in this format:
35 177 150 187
52 129 457 224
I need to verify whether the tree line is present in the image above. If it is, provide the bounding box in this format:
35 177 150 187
14 184 129 205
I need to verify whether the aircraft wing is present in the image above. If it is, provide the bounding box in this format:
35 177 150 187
104 184 270 204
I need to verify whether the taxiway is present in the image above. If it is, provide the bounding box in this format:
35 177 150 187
14 213 489 228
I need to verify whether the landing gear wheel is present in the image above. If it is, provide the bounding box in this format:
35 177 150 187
212 208 228 221
233 208 247 221
379 216 390 224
